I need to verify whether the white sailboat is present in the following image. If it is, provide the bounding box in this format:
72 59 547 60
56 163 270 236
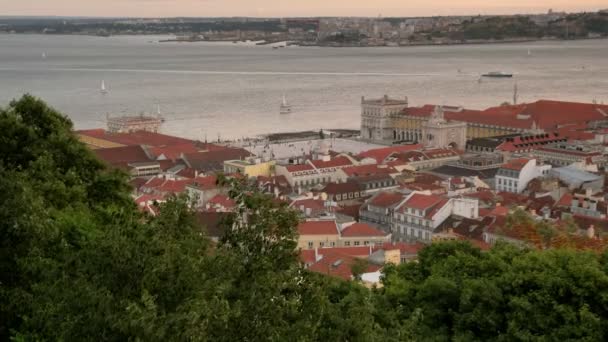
41 52 47 59
527 49 532 56
156 104 166 122
100 80 108 94
280 94 292 114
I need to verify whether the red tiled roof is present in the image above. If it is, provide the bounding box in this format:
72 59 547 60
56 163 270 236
556 193 573 208
357 144 424 164
285 164 315 172
311 156 354 169
300 246 373 264
291 198 328 211
78 130 195 147
341 223 388 237
322 181 363 195
182 148 253 172
501 158 531 171
94 145 152 165
298 221 339 235
340 164 397 177
444 100 608 131
403 193 445 210
135 194 165 205
369 192 406 208
208 194 236 209
308 250 382 280
149 143 199 161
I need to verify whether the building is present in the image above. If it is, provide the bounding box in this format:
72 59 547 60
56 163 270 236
495 158 551 193
359 191 408 231
322 181 366 203
550 166 604 191
223 158 275 178
466 133 567 154
388 148 461 171
362 97 608 144
106 114 163 134
275 156 355 189
533 142 606 167
360 95 410 141
420 106 467 150
392 193 479 242
297 220 391 250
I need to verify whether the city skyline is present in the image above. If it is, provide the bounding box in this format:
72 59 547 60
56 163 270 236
0 0 606 17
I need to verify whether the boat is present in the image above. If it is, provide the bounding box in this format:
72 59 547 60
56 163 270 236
527 49 532 56
41 52 47 59
482 71 513 78
157 104 166 122
280 95 292 114
101 80 108 94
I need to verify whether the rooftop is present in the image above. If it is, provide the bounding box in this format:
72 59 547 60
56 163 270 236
341 223 389 237
298 220 339 236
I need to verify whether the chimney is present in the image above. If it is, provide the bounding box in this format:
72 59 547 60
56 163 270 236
587 225 596 239
314 247 321 262
369 245 373 255
195 170 199 178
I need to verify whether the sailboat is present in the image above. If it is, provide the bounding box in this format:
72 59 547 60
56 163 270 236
156 104 166 122
527 49 532 56
100 80 108 94
41 52 47 59
280 94 292 114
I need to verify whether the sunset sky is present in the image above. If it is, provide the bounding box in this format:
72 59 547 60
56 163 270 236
0 0 606 17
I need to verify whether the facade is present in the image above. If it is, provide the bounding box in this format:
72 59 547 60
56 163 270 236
392 193 479 242
360 95 409 142
322 181 366 203
107 114 163 133
364 98 608 144
297 220 391 250
495 158 551 193
533 142 606 167
223 158 275 178
420 106 468 150
275 156 355 189
359 191 408 231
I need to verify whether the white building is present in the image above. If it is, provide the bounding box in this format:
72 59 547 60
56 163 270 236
392 192 479 242
495 158 551 193
275 155 356 189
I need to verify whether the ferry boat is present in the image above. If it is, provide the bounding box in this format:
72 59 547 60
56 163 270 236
280 95 292 114
482 71 513 78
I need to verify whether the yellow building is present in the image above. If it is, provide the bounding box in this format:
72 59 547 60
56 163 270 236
223 158 275 178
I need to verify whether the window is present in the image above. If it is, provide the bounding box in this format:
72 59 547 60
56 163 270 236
308 241 313 249
344 241 351 246
354 241 361 246
319 242 325 247
330 242 336 247
364 241 370 246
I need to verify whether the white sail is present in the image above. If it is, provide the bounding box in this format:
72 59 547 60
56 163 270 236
101 80 107 94
527 49 532 56
42 52 47 59
280 94 292 114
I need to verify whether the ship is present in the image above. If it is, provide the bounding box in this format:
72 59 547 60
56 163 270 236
482 71 513 78
280 95 292 114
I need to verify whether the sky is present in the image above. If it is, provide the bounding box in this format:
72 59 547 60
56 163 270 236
0 0 606 17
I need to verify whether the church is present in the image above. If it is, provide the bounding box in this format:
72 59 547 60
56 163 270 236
360 95 467 150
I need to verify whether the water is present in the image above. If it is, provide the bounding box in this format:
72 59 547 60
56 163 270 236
0 34 607 140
